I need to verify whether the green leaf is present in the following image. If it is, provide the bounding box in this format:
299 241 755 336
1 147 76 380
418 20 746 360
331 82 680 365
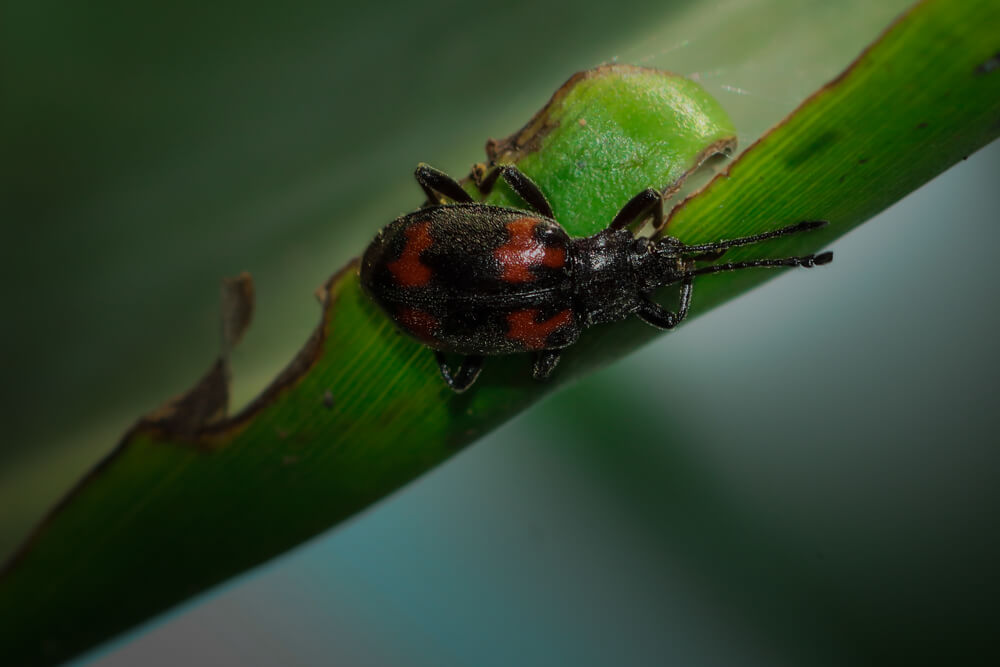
2 0 998 664
474 66 736 233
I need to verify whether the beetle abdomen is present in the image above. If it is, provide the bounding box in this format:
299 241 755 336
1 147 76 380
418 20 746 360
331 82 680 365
361 204 579 354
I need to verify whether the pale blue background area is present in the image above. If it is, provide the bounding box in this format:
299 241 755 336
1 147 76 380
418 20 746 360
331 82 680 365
87 142 1000 666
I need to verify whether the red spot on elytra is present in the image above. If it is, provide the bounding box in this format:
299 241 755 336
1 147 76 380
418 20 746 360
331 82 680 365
397 307 438 343
506 309 572 350
388 222 433 286
495 218 565 283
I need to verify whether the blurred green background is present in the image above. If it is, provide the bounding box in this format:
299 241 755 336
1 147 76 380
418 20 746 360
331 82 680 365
2 0 997 664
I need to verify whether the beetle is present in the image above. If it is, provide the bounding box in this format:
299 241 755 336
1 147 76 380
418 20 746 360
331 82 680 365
360 163 832 392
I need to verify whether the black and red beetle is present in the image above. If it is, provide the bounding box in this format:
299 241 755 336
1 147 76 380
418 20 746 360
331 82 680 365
361 163 831 392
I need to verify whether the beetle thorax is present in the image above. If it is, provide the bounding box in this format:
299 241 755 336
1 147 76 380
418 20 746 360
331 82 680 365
570 228 644 327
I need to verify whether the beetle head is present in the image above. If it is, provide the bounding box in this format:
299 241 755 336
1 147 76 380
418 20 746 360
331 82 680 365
632 236 695 292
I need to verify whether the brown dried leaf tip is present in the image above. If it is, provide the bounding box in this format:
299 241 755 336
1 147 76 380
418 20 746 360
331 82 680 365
139 272 255 439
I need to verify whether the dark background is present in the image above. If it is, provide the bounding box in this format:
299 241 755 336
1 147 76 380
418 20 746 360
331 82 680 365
2 0 997 664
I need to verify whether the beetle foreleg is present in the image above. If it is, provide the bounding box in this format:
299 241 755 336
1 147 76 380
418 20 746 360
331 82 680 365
415 163 475 206
609 188 665 234
532 349 562 380
636 278 693 329
434 351 484 393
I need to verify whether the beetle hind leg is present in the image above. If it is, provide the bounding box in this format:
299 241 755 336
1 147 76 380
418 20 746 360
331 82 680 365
532 349 561 380
434 351 484 393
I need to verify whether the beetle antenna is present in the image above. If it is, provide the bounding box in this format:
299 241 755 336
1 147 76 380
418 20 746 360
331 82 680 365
680 220 827 254
685 251 833 278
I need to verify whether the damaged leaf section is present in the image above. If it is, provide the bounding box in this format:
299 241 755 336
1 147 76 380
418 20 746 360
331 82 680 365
220 272 255 354
136 272 255 440
200 263 353 442
472 64 737 236
131 262 346 448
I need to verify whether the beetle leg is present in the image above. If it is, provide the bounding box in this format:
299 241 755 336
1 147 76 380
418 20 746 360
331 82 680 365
636 278 693 329
609 188 665 234
434 351 484 393
478 165 555 219
532 349 561 380
415 163 474 206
